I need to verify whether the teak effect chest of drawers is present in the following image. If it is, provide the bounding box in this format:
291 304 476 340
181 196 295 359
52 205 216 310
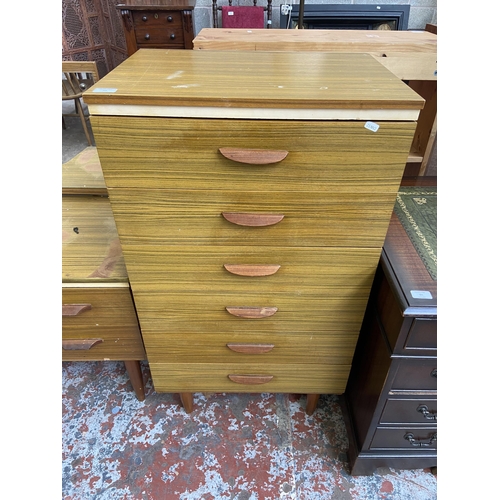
84 49 424 413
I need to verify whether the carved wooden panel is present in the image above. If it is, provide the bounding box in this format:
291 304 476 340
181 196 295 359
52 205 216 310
62 0 128 76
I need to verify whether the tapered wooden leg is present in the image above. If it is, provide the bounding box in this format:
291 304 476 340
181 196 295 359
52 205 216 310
306 394 320 415
124 360 145 401
179 392 194 413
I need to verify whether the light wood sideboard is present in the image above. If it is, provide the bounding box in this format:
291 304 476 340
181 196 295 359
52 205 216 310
193 28 437 176
84 49 424 414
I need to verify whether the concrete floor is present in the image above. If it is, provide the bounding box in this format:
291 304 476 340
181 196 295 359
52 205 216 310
62 104 438 500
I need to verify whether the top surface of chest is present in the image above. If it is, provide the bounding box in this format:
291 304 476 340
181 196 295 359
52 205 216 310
84 49 424 113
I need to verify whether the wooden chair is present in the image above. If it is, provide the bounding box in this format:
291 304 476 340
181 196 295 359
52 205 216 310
62 61 100 146
212 0 272 29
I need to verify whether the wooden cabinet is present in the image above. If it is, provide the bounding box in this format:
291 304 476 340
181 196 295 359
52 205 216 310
118 0 196 55
343 188 437 475
62 153 147 400
84 49 424 413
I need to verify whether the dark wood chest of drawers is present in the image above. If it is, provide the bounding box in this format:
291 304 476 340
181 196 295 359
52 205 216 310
343 181 437 475
118 0 196 55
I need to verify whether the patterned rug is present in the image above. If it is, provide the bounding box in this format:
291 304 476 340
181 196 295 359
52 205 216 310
394 187 437 280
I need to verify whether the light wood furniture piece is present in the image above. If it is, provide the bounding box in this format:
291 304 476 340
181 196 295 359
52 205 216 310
62 61 100 146
193 28 437 176
62 151 147 401
117 0 196 55
62 147 108 196
84 49 424 414
342 177 437 475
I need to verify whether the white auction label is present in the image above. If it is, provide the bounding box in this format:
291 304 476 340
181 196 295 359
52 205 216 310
364 121 380 132
92 88 118 93
410 290 433 299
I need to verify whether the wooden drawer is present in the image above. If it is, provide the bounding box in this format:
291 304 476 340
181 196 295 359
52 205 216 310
62 286 145 361
119 245 380 287
132 10 182 28
370 427 437 450
92 117 416 192
144 331 358 364
108 188 395 248
389 358 437 392
130 288 370 335
134 23 185 48
149 362 352 393
379 398 437 425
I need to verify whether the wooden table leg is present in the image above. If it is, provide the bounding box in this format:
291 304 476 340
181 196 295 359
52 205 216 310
124 360 145 401
180 392 194 413
306 394 320 415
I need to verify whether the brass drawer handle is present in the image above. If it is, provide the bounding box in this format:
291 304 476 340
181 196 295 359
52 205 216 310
62 304 92 316
222 212 284 227
417 405 437 421
224 264 281 277
219 147 288 165
62 339 103 350
226 343 275 354
404 432 437 448
226 306 278 318
228 374 274 384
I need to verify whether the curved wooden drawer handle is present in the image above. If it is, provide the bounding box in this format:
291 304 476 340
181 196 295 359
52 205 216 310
62 339 103 350
228 374 274 384
226 306 278 318
219 147 288 165
222 212 284 227
227 343 275 354
62 304 92 317
224 264 281 277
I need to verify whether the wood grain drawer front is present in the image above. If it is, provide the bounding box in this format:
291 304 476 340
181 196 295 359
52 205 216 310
144 332 358 364
62 195 128 283
404 318 437 352
62 287 145 361
149 362 352 393
132 10 182 28
118 245 379 290
129 288 370 335
108 188 396 248
370 427 437 451
379 398 437 425
135 25 184 49
390 358 437 392
93 117 416 192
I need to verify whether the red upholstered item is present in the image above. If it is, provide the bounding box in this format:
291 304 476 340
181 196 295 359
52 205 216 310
221 6 265 28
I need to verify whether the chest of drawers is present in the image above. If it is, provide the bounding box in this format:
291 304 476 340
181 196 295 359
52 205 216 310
62 157 147 400
118 0 196 55
84 49 424 413
343 182 437 474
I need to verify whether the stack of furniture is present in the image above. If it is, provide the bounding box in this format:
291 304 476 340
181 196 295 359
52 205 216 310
62 148 147 401
117 0 197 55
192 28 437 177
83 49 424 414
